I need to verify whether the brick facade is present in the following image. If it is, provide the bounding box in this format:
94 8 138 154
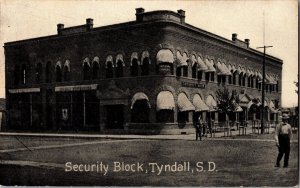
4 8 282 134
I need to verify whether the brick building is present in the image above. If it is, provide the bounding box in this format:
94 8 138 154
4 8 282 134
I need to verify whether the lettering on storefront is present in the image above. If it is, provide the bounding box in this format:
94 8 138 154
181 81 205 89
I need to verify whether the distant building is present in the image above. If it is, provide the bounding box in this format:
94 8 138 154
4 8 282 134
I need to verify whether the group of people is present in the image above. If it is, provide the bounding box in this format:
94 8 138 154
194 116 213 141
193 113 293 168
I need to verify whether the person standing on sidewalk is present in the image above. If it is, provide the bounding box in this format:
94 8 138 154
194 115 202 141
275 114 292 167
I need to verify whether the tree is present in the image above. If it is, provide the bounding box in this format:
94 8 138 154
216 87 237 114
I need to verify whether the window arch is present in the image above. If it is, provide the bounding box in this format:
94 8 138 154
36 63 42 83
130 52 139 76
55 61 62 82
14 65 20 85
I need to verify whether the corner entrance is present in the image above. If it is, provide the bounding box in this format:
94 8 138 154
106 105 124 129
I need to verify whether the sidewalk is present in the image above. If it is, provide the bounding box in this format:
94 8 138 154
0 126 275 141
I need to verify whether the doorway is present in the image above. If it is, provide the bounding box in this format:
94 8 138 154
106 105 124 129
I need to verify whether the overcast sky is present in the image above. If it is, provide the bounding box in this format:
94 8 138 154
0 0 298 107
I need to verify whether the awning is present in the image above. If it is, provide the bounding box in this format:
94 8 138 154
55 84 98 92
156 49 174 64
131 92 150 109
156 91 175 111
193 94 209 112
197 57 208 71
216 61 228 75
83 57 90 67
178 93 195 112
191 55 197 66
131 52 139 65
116 54 125 67
105 55 114 68
9 88 41 93
206 95 218 111
222 63 232 75
93 56 100 63
176 52 188 67
228 64 237 73
205 59 216 72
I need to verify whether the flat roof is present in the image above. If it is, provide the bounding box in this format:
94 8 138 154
4 10 282 63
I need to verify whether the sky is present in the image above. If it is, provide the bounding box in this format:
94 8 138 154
0 0 298 107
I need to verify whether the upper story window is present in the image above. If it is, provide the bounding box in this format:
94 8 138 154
63 60 71 81
55 61 62 82
141 51 150 76
21 64 27 85
92 56 100 79
105 55 114 78
14 65 20 85
82 57 91 80
176 51 188 77
156 49 174 75
46 61 52 83
130 52 139 76
115 54 125 78
36 63 42 83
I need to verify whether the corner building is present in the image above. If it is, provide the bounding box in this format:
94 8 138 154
4 8 282 134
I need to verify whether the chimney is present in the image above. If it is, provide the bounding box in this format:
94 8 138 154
135 8 145 22
232 33 237 41
177 9 185 24
86 18 93 30
245 39 250 48
57 23 64 35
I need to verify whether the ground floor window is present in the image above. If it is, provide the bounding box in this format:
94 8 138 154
156 110 174 123
178 111 189 123
131 100 150 123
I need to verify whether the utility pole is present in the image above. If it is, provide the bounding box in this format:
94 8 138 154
257 45 272 134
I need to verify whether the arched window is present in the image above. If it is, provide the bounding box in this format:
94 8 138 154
36 63 42 83
141 51 150 76
82 58 91 80
14 65 20 85
131 92 150 123
21 64 27 85
92 61 100 79
55 63 62 82
131 58 139 76
156 91 175 123
247 76 251 87
105 55 114 78
192 63 197 78
276 81 279 92
232 71 237 85
46 61 52 83
243 74 246 86
239 73 243 86
115 54 124 78
63 60 70 81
